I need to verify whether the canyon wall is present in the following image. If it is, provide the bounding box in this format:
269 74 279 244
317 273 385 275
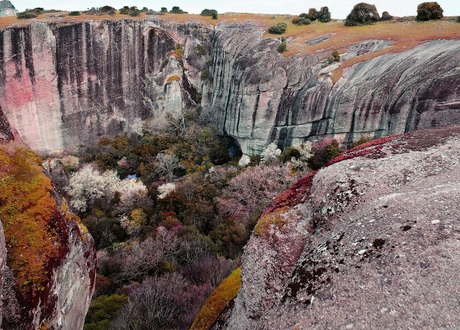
1 18 460 156
0 18 211 155
221 125 460 329
208 23 460 154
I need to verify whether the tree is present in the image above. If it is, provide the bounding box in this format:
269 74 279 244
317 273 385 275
416 2 443 21
200 9 217 17
317 6 331 22
381 11 393 21
307 8 318 21
307 138 342 169
65 164 121 212
345 2 380 26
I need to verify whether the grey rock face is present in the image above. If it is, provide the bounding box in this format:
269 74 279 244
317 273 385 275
0 106 13 142
0 0 18 17
224 126 460 329
207 23 460 154
1 20 460 157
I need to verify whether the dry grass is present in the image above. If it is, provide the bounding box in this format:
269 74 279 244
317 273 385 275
1 13 459 82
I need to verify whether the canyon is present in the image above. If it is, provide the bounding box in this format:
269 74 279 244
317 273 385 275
0 13 460 329
0 17 459 156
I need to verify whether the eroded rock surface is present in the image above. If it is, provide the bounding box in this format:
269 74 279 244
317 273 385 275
0 19 211 155
1 19 460 156
208 23 460 154
224 126 460 329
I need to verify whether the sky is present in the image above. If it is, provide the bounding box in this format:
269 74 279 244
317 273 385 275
14 1 459 19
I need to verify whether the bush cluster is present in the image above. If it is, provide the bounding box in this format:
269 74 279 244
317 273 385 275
201 8 218 19
293 6 331 25
268 22 288 34
345 2 381 26
17 7 43 19
416 2 443 21
119 6 140 16
169 6 187 14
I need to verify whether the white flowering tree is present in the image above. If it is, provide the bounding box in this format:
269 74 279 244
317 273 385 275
64 164 121 212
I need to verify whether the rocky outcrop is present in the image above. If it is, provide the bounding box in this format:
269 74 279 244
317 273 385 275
208 23 460 154
0 143 96 329
0 106 13 142
222 126 460 329
0 1 18 17
0 18 211 155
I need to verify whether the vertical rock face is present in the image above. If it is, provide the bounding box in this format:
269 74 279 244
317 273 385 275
223 126 460 329
1 19 460 156
0 19 211 155
208 23 460 154
0 0 18 17
0 106 13 142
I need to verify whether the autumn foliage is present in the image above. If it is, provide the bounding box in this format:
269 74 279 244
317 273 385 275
0 144 67 308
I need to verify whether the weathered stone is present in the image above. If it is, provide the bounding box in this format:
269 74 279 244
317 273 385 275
208 23 460 154
0 19 211 155
1 19 460 157
0 1 18 17
223 126 460 329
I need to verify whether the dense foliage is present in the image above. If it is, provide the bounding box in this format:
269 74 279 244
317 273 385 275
53 107 365 328
416 2 443 21
17 7 43 19
119 6 140 16
0 144 75 326
345 2 381 26
268 22 288 34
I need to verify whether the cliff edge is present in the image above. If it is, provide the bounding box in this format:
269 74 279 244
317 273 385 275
221 125 460 329
0 118 96 329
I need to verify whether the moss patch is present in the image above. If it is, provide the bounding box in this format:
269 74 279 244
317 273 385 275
190 267 241 330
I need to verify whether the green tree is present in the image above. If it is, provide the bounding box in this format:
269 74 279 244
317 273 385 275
345 2 380 26
317 6 331 22
381 11 393 21
416 2 443 21
307 8 318 20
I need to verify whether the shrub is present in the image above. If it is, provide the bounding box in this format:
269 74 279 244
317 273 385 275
69 11 81 16
268 22 287 34
84 294 128 330
200 9 218 17
161 7 168 13
307 138 342 169
170 6 187 14
457 16 460 23
416 2 443 21
381 11 393 21
17 11 38 19
292 16 311 25
327 50 341 64
317 6 331 22
345 2 380 26
307 8 318 21
277 38 287 53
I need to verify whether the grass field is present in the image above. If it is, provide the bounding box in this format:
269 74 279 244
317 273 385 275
1 11 459 82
